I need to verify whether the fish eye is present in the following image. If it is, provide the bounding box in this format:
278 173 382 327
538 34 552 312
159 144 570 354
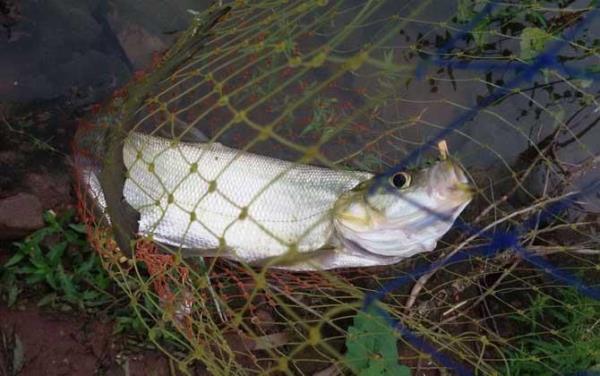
390 172 411 189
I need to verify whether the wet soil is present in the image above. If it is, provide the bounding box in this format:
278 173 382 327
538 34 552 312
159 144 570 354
0 100 177 375
0 303 175 376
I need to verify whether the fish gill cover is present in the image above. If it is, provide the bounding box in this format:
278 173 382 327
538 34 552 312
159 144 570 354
73 1 599 375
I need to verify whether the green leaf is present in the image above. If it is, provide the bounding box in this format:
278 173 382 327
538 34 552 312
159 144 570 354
551 311 569 324
68 223 87 234
81 289 100 301
528 11 547 29
344 306 411 375
519 27 553 61
58 269 78 299
472 18 490 49
45 272 59 290
456 0 475 23
3 252 26 268
28 244 46 266
28 257 47 271
95 275 110 290
25 273 45 284
585 64 600 74
48 241 68 267
37 293 57 307
16 265 38 275
75 255 95 275
2 208 115 311
7 284 20 307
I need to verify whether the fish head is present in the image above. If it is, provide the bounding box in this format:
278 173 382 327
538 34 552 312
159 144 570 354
333 159 473 257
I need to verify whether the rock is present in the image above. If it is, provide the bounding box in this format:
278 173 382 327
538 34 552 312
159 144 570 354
0 150 18 165
105 15 168 70
566 156 600 214
106 0 209 69
24 172 73 211
110 25 167 69
0 0 21 36
0 193 44 239
0 0 131 103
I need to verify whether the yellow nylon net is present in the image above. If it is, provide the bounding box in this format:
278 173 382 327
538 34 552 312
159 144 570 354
73 1 599 375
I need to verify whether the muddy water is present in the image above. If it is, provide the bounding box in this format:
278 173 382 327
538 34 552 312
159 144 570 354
2 0 598 210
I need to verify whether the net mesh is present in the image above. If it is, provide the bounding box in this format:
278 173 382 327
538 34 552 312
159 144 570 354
73 1 600 374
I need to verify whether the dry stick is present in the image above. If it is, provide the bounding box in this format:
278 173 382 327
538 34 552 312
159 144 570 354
533 247 600 255
562 155 600 186
467 258 521 318
313 364 341 376
460 164 556 328
196 257 227 323
404 189 579 312
1 113 64 156
435 224 599 328
411 226 599 329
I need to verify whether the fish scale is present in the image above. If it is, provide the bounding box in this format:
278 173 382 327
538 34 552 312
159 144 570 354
123 132 372 262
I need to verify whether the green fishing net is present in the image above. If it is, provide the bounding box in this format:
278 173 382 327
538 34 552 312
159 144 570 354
74 1 600 374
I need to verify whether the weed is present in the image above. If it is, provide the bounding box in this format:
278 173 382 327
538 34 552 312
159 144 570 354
0 210 158 342
114 315 148 336
506 287 600 375
0 326 24 376
300 96 339 138
0 210 114 310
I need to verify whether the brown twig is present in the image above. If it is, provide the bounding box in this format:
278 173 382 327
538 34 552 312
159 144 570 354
404 190 579 312
403 108 588 312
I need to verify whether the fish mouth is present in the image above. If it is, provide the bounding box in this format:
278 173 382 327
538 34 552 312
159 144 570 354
426 139 472 201
440 160 475 202
452 181 476 200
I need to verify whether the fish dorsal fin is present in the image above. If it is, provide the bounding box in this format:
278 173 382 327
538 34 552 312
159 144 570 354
155 115 210 143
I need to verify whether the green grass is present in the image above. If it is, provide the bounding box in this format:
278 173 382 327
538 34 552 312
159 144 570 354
506 287 600 375
1 210 114 310
0 210 159 341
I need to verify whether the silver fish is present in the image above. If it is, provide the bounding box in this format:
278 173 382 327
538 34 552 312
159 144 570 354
81 132 473 270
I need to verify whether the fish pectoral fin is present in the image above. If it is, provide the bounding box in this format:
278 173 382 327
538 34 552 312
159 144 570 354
153 241 230 258
155 116 210 143
251 246 338 269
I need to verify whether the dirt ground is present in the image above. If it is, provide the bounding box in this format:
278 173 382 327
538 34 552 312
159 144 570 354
0 105 186 375
0 303 175 376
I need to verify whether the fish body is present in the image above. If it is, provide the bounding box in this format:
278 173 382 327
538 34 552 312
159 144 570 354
81 132 473 270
